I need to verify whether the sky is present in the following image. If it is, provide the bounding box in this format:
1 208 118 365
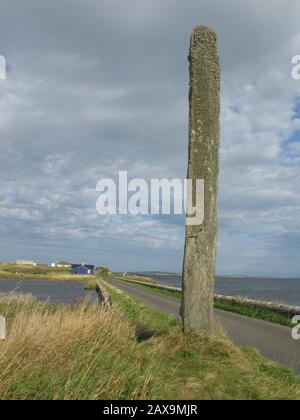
0 0 300 276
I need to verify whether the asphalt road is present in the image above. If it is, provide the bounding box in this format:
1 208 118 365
109 277 300 375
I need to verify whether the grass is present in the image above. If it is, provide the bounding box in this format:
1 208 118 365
0 293 153 400
0 265 152 284
113 274 154 284
0 290 299 400
112 278 294 328
0 264 94 283
214 298 294 328
102 281 300 400
105 282 178 336
84 278 99 290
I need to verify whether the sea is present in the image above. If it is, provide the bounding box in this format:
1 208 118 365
134 273 300 307
0 274 299 307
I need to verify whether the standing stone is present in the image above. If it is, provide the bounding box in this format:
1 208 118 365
182 26 220 336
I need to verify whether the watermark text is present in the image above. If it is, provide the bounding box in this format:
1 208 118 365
292 315 300 340
292 55 300 80
96 171 204 226
0 316 6 340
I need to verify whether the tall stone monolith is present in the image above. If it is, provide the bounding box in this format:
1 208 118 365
182 26 220 336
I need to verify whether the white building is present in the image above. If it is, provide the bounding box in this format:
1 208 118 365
16 260 37 266
57 262 71 268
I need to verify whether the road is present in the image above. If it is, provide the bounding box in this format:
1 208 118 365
109 277 300 375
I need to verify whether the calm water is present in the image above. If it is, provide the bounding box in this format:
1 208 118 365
1 275 300 307
138 273 300 307
0 279 97 305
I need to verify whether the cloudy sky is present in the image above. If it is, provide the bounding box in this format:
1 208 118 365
0 0 300 276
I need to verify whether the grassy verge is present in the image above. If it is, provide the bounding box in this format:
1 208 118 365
113 274 154 283
112 278 294 328
214 298 294 328
103 281 300 400
0 291 299 400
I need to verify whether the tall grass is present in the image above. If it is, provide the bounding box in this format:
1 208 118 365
0 292 300 400
0 294 153 400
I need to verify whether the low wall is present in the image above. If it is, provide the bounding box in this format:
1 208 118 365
95 280 112 308
112 277 300 318
113 277 181 292
214 294 300 318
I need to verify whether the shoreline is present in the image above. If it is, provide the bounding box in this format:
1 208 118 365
0 272 153 284
134 272 300 281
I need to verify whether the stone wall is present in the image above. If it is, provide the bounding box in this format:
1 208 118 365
114 277 300 319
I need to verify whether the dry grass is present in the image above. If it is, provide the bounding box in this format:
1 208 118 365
0 294 153 400
0 292 300 400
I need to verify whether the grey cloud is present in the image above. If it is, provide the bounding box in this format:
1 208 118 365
0 1 300 274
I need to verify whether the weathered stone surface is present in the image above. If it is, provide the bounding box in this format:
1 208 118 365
182 26 220 335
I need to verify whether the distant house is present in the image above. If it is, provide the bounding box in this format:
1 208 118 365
51 261 71 268
16 260 37 266
71 264 94 275
56 261 71 268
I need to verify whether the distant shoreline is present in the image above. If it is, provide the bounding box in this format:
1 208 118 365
1 272 300 286
134 272 300 281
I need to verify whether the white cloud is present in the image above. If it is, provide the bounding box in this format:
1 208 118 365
0 0 300 274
